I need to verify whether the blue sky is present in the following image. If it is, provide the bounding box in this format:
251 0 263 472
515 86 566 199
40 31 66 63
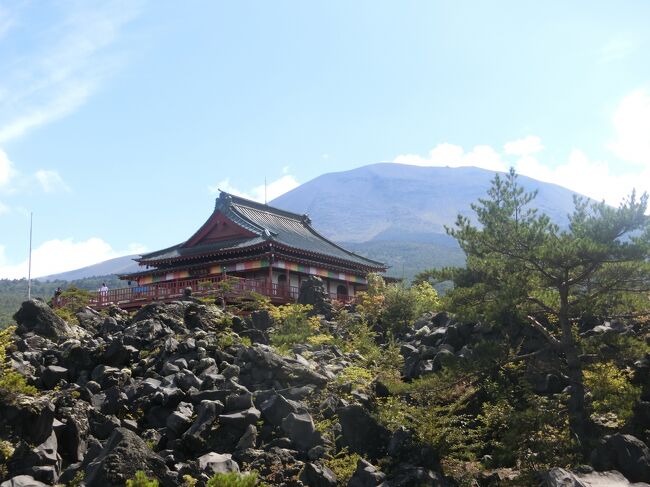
1 1 649 278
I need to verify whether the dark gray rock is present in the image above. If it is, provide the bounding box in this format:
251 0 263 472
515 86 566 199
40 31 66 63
166 402 194 436
88 410 121 440
298 277 333 319
225 392 254 412
251 310 274 330
260 394 304 427
281 412 322 452
174 370 202 392
75 308 104 333
41 365 68 389
8 432 61 484
592 434 650 482
387 463 446 487
83 427 174 487
182 400 223 452
56 400 91 463
0 398 54 445
0 476 49 487
236 424 258 450
300 462 337 487
238 344 328 388
337 405 390 461
347 459 386 487
13 300 81 340
219 407 261 429
102 340 138 367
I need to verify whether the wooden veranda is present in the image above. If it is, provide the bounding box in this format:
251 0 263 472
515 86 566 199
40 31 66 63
58 275 353 311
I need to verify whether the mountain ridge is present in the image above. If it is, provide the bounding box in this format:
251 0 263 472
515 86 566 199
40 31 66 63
42 163 585 281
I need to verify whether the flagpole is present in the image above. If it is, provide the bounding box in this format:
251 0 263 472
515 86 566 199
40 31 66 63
28 212 33 300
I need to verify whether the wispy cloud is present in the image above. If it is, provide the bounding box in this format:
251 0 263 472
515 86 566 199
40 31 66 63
35 170 70 193
209 175 300 203
503 135 544 156
0 0 142 144
0 238 147 279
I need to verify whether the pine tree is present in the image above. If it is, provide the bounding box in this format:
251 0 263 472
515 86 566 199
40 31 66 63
431 168 650 454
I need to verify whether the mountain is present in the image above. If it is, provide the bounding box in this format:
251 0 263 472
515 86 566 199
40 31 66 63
43 163 584 282
270 163 584 279
271 163 580 243
38 254 141 282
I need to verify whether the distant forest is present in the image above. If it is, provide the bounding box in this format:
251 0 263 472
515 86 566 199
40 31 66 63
0 276 124 328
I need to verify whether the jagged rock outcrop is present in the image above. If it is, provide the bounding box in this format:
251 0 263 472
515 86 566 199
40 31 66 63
13 300 84 341
297 277 333 319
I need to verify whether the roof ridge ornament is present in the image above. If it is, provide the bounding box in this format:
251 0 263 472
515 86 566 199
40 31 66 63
301 214 311 224
215 191 232 209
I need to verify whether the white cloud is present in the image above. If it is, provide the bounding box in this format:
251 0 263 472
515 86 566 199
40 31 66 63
0 201 8 215
209 175 300 203
503 135 544 156
0 149 16 187
608 89 650 166
394 143 507 172
0 238 147 280
514 149 645 206
0 1 141 143
394 136 649 207
35 170 70 193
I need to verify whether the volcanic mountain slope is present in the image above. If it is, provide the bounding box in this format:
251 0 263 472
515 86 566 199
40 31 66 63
271 163 581 243
271 163 583 277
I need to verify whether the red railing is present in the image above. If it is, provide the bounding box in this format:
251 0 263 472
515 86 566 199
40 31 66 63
70 275 299 310
56 274 358 310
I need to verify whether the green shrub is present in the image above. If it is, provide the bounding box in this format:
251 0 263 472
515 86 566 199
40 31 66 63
582 333 650 364
269 304 318 352
0 440 14 461
324 450 361 486
412 281 441 316
381 284 417 334
53 286 92 323
380 282 440 334
336 366 374 391
182 474 198 487
0 326 37 397
125 471 159 487
584 361 641 425
206 471 258 487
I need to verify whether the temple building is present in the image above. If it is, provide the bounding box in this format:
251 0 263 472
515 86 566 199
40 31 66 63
115 191 387 306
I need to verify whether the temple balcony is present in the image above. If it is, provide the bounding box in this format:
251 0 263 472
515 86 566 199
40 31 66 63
55 274 354 311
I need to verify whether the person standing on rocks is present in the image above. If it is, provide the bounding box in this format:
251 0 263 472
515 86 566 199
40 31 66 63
53 286 62 306
99 282 109 304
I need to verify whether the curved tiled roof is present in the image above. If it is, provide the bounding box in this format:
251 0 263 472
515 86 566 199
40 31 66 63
138 191 386 271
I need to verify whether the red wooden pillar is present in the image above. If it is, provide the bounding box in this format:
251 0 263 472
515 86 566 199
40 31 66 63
268 254 273 296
